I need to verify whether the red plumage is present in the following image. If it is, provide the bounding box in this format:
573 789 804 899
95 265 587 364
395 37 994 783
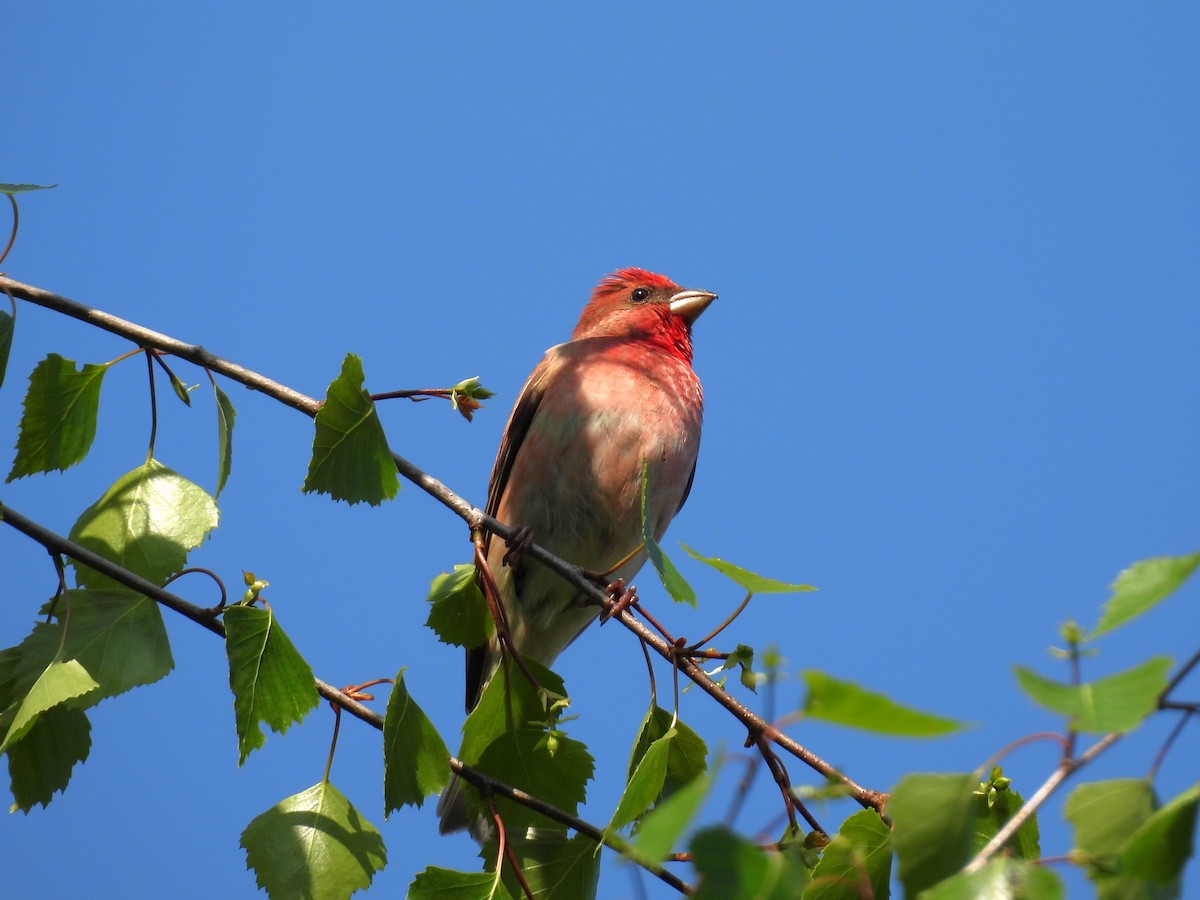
439 268 715 834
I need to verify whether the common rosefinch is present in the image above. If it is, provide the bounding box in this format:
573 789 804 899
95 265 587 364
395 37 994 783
439 267 715 833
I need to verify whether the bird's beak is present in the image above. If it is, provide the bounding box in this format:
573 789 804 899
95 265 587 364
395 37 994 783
668 288 717 323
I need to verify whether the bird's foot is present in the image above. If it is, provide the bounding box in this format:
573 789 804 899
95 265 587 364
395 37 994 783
600 579 638 624
502 524 534 568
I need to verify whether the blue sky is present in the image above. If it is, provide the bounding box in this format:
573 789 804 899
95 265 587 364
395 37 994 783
4 4 1198 897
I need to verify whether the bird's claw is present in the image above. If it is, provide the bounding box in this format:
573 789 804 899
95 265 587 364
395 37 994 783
502 524 534 568
600 579 638 624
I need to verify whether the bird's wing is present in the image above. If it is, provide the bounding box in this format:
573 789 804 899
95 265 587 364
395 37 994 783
466 347 560 709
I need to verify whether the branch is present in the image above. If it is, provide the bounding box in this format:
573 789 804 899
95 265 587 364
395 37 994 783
0 275 884 813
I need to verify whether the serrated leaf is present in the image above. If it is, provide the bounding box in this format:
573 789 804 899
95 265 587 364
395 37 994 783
303 353 399 505
213 381 236 497
634 765 717 864
609 728 674 832
0 183 58 193
680 544 817 594
476 729 594 832
640 461 695 606
409 867 513 900
68 458 219 589
484 831 599 900
383 669 450 814
6 704 91 812
1014 656 1172 733
8 354 108 480
803 809 891 899
5 589 173 708
0 659 98 752
691 826 810 899
920 858 1065 900
241 780 387 900
890 772 977 897
425 564 494 649
0 301 14 390
627 705 708 808
224 604 319 764
1091 552 1200 639
801 670 965 736
459 658 566 766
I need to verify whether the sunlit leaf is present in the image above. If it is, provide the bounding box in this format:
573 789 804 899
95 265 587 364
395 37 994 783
213 381 236 497
8 354 108 480
680 544 817 594
68 459 219 589
1120 782 1200 886
302 353 399 505
1091 552 1200 638
802 670 965 736
634 766 717 864
0 659 98 752
921 858 1064 900
224 604 319 764
640 461 695 605
609 728 673 832
425 564 493 649
241 780 387 900
383 668 450 814
627 705 707 806
476 728 594 832
1014 656 1172 733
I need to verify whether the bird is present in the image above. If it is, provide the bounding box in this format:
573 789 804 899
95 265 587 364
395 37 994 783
438 267 715 834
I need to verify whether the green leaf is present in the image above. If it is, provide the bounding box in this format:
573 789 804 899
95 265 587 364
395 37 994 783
921 858 1065 900
801 670 965 736
691 826 810 899
680 544 817 594
241 780 387 900
213 381 236 497
1091 552 1200 639
0 659 98 752
627 705 708 804
383 668 450 814
972 779 1040 860
485 831 598 900
425 564 494 649
803 809 891 900
167 371 194 406
0 298 14 390
476 729 594 832
7 354 108 480
610 728 674 832
5 589 174 708
0 183 58 193
303 353 399 505
1014 656 1172 733
634 766 717 864
459 658 566 766
721 644 759 693
1121 782 1200 886
640 461 695 605
449 376 496 422
890 772 978 897
6 705 91 812
1066 778 1157 861
409 867 513 900
68 458 219 589
224 604 319 764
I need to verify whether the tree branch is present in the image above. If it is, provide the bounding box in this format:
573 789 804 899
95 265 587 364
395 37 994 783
0 275 885 814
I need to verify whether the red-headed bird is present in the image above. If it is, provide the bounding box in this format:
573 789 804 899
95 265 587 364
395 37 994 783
439 267 715 833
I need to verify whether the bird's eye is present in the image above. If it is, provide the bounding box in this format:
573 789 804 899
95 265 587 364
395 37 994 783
630 288 651 303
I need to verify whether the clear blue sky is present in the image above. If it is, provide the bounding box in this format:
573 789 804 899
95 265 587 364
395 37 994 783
4 4 1198 897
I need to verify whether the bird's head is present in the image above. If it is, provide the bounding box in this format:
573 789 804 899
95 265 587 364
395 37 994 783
572 268 716 361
